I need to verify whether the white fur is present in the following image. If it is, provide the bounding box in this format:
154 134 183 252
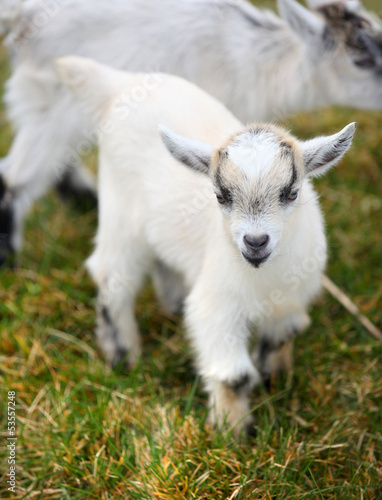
277 0 326 43
0 0 21 37
0 0 380 258
306 0 361 10
56 57 355 436
227 132 280 180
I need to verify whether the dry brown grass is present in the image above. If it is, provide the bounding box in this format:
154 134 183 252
0 5 382 497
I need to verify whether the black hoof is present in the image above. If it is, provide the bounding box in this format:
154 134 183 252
262 375 271 393
245 422 257 439
56 171 98 212
0 176 16 269
0 249 17 269
224 374 251 393
111 348 131 374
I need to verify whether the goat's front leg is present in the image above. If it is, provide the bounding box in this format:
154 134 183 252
206 375 258 438
254 312 311 389
185 292 260 438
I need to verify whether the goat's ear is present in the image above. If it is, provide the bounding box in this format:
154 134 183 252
301 123 356 178
158 125 214 174
305 0 362 11
305 0 321 7
305 0 327 7
277 0 325 43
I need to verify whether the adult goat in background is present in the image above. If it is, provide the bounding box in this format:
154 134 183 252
0 0 381 266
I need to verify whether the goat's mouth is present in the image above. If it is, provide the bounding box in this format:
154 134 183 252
242 251 271 268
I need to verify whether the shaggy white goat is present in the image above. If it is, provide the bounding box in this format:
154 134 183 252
0 0 380 265
56 56 355 436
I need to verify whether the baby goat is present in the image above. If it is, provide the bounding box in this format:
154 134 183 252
0 0 380 265
56 57 355 436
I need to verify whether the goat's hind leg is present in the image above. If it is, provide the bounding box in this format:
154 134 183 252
152 260 187 314
254 312 310 390
255 337 294 391
87 246 150 371
95 275 144 370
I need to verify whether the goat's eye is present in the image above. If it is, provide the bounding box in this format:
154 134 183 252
288 190 299 202
216 194 227 205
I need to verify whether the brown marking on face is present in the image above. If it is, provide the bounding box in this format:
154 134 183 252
244 123 299 150
209 123 304 217
317 2 382 67
318 3 371 48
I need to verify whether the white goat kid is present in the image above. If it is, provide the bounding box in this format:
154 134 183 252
0 0 380 265
56 57 355 436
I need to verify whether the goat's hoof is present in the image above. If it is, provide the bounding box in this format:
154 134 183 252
232 419 257 441
110 348 131 374
75 190 98 212
245 422 257 439
61 187 98 212
262 375 272 393
0 250 17 270
56 174 98 212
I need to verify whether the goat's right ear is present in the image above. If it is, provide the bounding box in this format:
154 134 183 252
159 125 214 174
277 0 325 44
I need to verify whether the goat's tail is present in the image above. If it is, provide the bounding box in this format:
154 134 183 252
54 56 132 123
0 0 23 38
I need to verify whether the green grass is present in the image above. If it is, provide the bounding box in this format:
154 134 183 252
1 3 382 497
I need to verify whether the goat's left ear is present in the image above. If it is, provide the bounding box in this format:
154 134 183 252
301 123 356 178
159 125 214 174
277 0 325 44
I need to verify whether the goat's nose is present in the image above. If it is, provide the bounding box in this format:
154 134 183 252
244 234 269 251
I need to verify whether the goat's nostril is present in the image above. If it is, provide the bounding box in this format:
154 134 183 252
244 234 269 251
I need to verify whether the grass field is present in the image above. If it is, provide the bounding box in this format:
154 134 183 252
0 2 381 498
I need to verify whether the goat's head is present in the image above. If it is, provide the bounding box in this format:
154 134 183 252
279 0 382 110
159 122 355 269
